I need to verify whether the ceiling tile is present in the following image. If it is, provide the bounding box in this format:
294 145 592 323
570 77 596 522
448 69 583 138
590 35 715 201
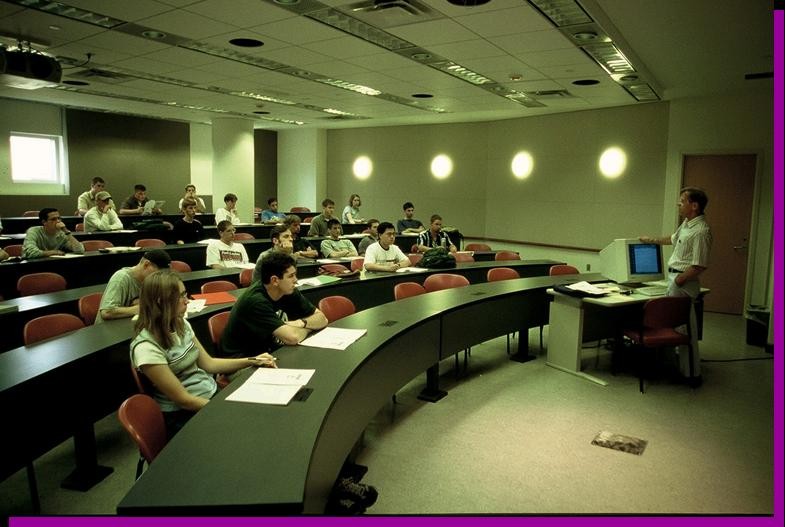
250 17 345 45
301 36 383 59
453 5 552 38
489 29 574 56
77 30 171 56
184 0 294 28
387 19 478 46
426 38 506 62
65 0 172 22
137 9 238 40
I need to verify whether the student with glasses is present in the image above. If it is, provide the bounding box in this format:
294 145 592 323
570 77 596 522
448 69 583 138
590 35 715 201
22 208 85 259
131 270 276 438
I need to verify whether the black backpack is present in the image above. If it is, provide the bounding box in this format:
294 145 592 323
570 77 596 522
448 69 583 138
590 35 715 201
419 247 456 269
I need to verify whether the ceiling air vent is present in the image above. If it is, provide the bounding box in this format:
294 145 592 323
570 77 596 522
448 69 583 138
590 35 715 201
342 0 443 28
70 68 133 84
523 89 574 98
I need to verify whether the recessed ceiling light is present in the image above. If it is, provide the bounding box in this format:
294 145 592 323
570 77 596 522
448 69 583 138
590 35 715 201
411 53 431 60
447 0 491 5
572 31 598 41
253 110 270 114
48 25 61 31
619 74 639 82
142 30 166 40
509 74 522 81
274 0 300 4
62 80 89 86
572 79 600 86
229 38 264 48
412 93 433 98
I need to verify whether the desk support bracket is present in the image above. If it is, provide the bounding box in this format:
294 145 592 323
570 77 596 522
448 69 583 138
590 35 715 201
545 362 608 386
60 423 114 491
417 364 447 402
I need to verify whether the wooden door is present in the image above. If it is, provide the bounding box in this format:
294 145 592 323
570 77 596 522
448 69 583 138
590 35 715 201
682 154 756 314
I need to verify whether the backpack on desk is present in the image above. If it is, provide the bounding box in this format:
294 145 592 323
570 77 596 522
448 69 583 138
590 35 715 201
419 247 456 269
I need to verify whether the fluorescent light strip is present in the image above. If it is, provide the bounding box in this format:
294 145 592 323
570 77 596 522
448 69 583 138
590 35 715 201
6 0 125 28
527 0 592 27
306 7 413 51
181 41 289 71
582 42 635 75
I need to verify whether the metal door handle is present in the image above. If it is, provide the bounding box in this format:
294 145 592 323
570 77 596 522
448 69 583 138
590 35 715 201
733 245 747 250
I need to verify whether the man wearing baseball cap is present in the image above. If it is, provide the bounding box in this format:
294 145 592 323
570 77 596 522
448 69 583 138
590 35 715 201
96 249 171 323
84 191 124 232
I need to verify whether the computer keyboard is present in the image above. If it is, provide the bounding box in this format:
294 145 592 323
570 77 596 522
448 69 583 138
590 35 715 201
635 285 667 297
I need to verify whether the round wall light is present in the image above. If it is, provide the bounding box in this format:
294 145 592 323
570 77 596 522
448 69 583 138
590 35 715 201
430 154 453 180
599 147 627 178
353 156 373 180
511 151 534 179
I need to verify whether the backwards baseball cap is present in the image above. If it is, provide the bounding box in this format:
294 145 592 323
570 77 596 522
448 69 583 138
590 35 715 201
95 191 112 201
143 249 171 269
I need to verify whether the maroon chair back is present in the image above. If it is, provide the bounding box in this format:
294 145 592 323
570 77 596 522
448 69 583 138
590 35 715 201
487 267 520 282
201 280 238 294
464 243 491 252
494 251 521 261
22 210 39 217
302 216 315 223
394 282 427 300
17 272 67 296
75 223 85 232
453 252 474 263
423 273 470 292
208 311 231 351
169 260 192 273
407 253 422 266
117 394 168 479
641 296 692 335
350 258 365 272
233 232 255 240
82 240 114 251
318 296 356 323
549 264 579 276
78 292 103 325
239 268 254 287
23 313 85 345
134 238 166 248
320 263 350 275
4 244 23 257
290 207 311 213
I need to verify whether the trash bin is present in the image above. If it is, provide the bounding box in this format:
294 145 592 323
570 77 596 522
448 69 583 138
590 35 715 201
745 305 770 347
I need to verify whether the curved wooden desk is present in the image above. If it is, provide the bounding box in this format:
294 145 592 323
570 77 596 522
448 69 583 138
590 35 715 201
117 273 579 514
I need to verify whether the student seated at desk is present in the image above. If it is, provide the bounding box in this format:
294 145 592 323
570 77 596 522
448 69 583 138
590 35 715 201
255 225 293 264
364 222 411 272
284 215 318 260
131 270 276 438
84 191 123 232
119 184 161 215
206 220 249 269
173 199 204 244
261 197 287 223
97 249 171 324
22 208 85 259
320 219 358 258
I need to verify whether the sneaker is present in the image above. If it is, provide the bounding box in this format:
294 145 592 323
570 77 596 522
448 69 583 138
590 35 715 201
334 477 378 508
340 462 369 481
325 497 366 515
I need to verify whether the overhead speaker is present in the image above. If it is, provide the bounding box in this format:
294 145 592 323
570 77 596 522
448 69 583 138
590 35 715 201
0 48 62 89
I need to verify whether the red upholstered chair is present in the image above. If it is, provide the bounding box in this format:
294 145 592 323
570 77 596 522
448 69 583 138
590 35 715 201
464 243 491 252
78 292 103 325
407 253 422 266
201 280 237 294
422 273 471 374
208 311 232 389
118 394 168 480
494 250 521 261
22 210 39 217
302 216 315 223
350 258 365 272
394 281 426 300
487 267 521 354
239 268 253 287
75 223 85 232
23 313 85 345
290 207 311 213
134 238 166 248
549 264 579 276
320 263 351 275
17 272 67 296
453 252 474 263
233 232 255 240
82 240 114 251
410 244 419 253
423 273 470 292
318 295 356 323
623 296 695 393
4 244 23 257
169 260 192 273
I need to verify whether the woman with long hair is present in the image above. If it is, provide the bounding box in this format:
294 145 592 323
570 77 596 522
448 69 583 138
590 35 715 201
130 270 275 437
342 194 363 224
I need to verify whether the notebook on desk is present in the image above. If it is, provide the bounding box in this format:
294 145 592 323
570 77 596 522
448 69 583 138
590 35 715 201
142 200 164 215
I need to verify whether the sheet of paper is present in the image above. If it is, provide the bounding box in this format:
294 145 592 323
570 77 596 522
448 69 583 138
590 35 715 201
317 258 341 264
116 229 138 233
565 281 608 295
186 298 207 313
106 246 142 252
300 327 367 350
246 367 315 386
396 266 427 273
225 383 302 406
296 275 341 287
49 253 84 258
236 262 257 269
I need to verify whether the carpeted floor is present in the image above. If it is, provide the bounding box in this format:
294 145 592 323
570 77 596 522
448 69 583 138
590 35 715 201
0 312 774 517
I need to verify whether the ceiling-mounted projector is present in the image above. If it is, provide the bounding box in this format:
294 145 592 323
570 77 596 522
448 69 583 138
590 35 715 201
0 47 62 89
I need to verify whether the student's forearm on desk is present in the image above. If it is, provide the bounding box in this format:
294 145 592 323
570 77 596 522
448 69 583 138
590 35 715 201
100 305 139 319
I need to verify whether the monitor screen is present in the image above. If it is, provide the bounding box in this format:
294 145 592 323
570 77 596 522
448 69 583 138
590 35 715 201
629 243 661 275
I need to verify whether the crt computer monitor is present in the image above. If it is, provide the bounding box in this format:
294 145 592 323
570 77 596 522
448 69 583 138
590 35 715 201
599 238 664 285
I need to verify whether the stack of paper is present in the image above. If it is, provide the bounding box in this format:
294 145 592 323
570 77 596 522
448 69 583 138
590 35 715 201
396 266 427 273
296 275 341 287
225 368 315 405
564 281 609 296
